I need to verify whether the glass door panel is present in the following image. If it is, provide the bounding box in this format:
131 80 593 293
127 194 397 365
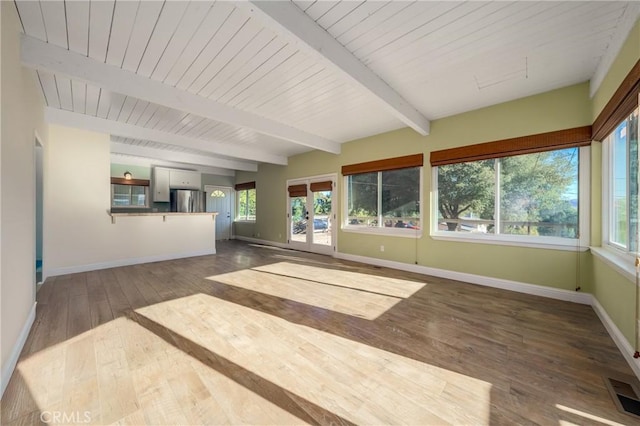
312 190 332 247
290 196 307 244
287 176 335 254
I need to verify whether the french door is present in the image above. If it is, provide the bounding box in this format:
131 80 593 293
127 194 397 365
287 175 336 255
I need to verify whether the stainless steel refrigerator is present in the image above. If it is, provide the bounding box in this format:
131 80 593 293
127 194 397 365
170 189 204 212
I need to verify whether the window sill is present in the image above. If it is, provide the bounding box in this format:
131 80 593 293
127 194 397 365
341 225 422 238
590 246 636 283
430 232 589 252
234 220 256 223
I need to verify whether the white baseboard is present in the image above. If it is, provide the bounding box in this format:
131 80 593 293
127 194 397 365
235 239 640 381
234 235 290 250
336 251 640 380
591 297 640 380
335 252 592 305
1 302 36 398
47 249 216 277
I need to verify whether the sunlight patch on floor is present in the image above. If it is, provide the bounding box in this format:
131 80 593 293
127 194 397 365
13 317 301 425
135 293 493 425
556 404 627 426
252 261 426 298
207 269 401 320
207 262 426 320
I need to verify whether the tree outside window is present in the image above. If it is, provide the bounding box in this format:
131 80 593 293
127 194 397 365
346 167 421 230
237 188 256 221
607 108 639 252
436 148 579 238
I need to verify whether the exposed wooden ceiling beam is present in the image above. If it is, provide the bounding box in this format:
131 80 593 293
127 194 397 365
22 34 341 154
110 142 257 172
110 152 236 177
240 0 431 136
44 107 284 168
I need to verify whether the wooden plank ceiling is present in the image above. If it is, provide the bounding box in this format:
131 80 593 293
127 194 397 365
14 0 640 173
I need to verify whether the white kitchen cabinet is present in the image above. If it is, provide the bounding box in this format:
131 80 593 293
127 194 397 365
152 167 170 202
169 169 201 190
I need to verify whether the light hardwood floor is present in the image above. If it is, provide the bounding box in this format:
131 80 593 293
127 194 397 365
1 240 638 425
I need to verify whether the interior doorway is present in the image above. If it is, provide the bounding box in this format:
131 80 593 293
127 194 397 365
287 175 336 255
35 138 44 285
205 185 232 240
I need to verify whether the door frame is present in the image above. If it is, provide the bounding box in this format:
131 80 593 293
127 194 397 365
34 132 45 287
204 185 234 240
286 173 337 255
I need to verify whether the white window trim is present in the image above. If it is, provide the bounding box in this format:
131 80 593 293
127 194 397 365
599 129 637 280
110 184 149 209
341 167 423 239
235 188 256 222
430 146 590 251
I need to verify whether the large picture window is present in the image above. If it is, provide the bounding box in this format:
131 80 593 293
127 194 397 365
431 127 591 249
343 154 423 235
436 148 580 238
605 108 639 254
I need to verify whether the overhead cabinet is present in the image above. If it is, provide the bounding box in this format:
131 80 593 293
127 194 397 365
152 167 171 202
169 169 201 190
152 167 201 201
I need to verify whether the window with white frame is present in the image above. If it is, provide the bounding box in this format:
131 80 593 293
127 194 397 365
342 154 423 235
604 107 639 254
432 141 590 248
235 181 256 221
111 184 149 208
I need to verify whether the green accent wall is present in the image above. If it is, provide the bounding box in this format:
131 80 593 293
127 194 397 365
588 16 640 349
110 164 150 180
231 19 640 350
592 18 640 120
202 174 234 188
236 82 591 290
592 256 636 345
234 171 259 238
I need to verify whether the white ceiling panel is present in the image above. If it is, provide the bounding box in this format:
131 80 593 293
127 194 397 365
14 0 47 41
85 84 100 116
163 2 237 87
14 0 640 172
134 1 190 76
105 0 139 67
36 70 60 108
120 1 165 72
106 93 126 121
39 0 67 48
87 0 114 62
56 76 73 111
140 1 213 79
66 0 89 55
71 80 86 114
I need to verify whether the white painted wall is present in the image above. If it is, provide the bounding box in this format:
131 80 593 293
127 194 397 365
1 1 48 395
45 125 216 276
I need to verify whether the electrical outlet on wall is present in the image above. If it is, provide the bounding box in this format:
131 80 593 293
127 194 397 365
380 245 385 252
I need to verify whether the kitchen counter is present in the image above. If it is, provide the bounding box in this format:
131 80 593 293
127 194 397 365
108 211 217 224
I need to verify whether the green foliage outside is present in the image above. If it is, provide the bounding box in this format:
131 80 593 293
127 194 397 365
238 189 256 220
438 148 579 237
347 168 420 225
291 197 306 221
438 160 494 231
